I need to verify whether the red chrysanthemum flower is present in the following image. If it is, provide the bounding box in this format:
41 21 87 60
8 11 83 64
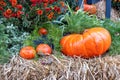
30 0 37 4
16 10 23 18
31 3 36 7
43 3 48 7
11 13 17 17
42 0 48 3
16 4 23 10
49 0 55 4
0 7 3 11
37 9 43 15
0 1 6 7
45 7 52 12
9 0 18 7
54 6 61 13
6 9 12 15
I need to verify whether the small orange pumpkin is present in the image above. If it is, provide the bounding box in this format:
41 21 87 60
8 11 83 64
36 44 52 56
83 4 97 14
84 0 87 4
38 28 48 35
75 4 97 14
19 46 36 59
60 27 111 58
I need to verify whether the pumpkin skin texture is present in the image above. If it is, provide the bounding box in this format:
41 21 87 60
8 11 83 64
60 27 111 58
83 4 97 14
84 0 87 4
38 28 47 35
36 44 52 56
19 46 36 59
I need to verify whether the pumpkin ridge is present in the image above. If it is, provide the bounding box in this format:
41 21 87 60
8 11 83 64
91 27 111 54
82 35 89 58
60 35 70 55
95 32 104 56
21 48 28 58
87 29 104 56
20 50 25 58
96 32 106 54
72 35 81 56
97 30 111 54
68 35 76 56
70 34 82 57
64 35 75 56
75 35 84 57
26 49 33 59
84 31 98 57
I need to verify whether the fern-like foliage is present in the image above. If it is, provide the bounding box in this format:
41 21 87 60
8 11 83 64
23 22 63 51
5 24 30 55
59 6 101 34
0 24 10 64
100 19 120 55
44 22 63 51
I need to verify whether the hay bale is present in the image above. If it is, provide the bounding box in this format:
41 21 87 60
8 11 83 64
95 0 120 21
0 55 120 80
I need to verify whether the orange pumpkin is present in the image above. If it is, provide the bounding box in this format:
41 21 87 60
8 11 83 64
38 28 48 35
84 0 87 4
83 4 97 14
36 44 52 55
60 27 111 58
19 46 36 59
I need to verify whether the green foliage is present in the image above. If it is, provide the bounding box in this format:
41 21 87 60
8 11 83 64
0 24 9 64
100 19 120 37
59 7 101 34
110 36 120 55
23 22 63 52
0 22 31 64
23 26 40 47
100 19 120 55
5 24 30 55
43 22 64 51
64 0 78 9
0 18 30 64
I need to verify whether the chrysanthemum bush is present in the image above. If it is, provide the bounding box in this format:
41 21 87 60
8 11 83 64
0 0 67 29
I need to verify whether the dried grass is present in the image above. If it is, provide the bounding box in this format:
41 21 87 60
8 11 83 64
0 55 120 80
95 0 120 21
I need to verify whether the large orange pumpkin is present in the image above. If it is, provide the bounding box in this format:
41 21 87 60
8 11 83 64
60 27 111 58
36 44 52 56
19 46 36 59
